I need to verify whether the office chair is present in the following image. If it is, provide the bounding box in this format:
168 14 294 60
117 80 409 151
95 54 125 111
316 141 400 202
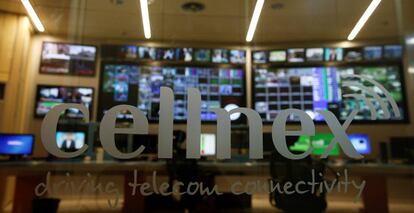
269 136 327 213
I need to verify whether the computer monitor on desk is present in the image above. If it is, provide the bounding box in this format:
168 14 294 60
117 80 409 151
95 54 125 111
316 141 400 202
349 134 371 155
200 134 216 157
0 134 34 160
390 137 414 163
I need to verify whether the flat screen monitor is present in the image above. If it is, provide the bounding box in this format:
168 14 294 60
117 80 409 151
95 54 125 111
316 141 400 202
253 51 267 63
324 48 343 61
156 48 178 60
194 49 211 62
288 48 305 63
101 45 138 59
344 48 363 62
348 134 371 155
0 134 34 156
200 134 216 156
253 65 406 122
35 85 94 118
230 50 246 64
364 46 382 60
306 48 324 62
138 47 157 60
40 42 97 76
99 64 245 122
56 131 86 152
179 48 193 62
212 49 229 63
289 134 339 156
384 45 403 59
269 50 286 62
390 137 414 160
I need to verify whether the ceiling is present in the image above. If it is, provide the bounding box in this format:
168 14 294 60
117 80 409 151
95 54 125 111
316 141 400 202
1 0 414 44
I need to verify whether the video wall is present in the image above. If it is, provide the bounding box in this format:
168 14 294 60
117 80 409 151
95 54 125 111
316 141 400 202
252 44 406 123
253 45 403 64
35 41 407 124
101 45 246 64
98 64 245 121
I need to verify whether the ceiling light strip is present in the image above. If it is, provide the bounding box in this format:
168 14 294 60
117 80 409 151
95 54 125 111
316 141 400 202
347 0 382 41
140 0 151 39
21 0 45 32
246 0 265 42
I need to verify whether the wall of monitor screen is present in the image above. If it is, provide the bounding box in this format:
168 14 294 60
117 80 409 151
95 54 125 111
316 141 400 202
24 40 413 158
35 42 407 124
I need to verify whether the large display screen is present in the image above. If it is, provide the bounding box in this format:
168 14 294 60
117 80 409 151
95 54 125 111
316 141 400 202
35 85 94 118
40 42 97 76
98 64 245 122
253 65 406 122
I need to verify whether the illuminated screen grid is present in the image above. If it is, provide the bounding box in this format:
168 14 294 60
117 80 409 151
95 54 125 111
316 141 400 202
253 66 405 122
100 65 244 121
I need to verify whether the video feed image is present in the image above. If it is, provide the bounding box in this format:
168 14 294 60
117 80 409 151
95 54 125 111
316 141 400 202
324 48 343 61
56 132 86 152
177 48 193 62
253 51 267 63
101 45 137 59
212 49 229 63
157 48 177 60
229 50 246 64
344 48 363 62
289 134 340 156
363 46 382 60
194 49 211 62
338 66 405 121
253 67 341 122
287 48 305 63
269 50 286 62
35 85 94 118
138 47 157 60
0 134 34 156
384 45 403 59
99 64 245 122
306 48 324 61
40 42 97 76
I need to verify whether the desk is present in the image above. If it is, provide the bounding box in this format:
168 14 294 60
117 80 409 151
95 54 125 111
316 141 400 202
1 161 413 213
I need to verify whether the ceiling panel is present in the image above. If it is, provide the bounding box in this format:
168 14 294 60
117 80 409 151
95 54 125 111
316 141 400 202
1 0 413 44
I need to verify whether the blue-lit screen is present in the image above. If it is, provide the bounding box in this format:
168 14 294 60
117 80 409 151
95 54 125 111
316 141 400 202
0 134 34 155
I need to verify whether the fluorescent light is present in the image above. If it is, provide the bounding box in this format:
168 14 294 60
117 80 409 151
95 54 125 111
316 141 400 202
21 0 45 32
347 0 381 41
407 37 414 45
246 0 265 42
140 0 151 39
409 67 414 74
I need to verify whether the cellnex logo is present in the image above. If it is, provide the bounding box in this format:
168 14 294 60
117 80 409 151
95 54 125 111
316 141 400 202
40 75 400 160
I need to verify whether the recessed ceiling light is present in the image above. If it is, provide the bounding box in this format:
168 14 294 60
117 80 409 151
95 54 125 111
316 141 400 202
21 0 45 32
347 0 382 41
182 2 205 12
246 0 265 42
